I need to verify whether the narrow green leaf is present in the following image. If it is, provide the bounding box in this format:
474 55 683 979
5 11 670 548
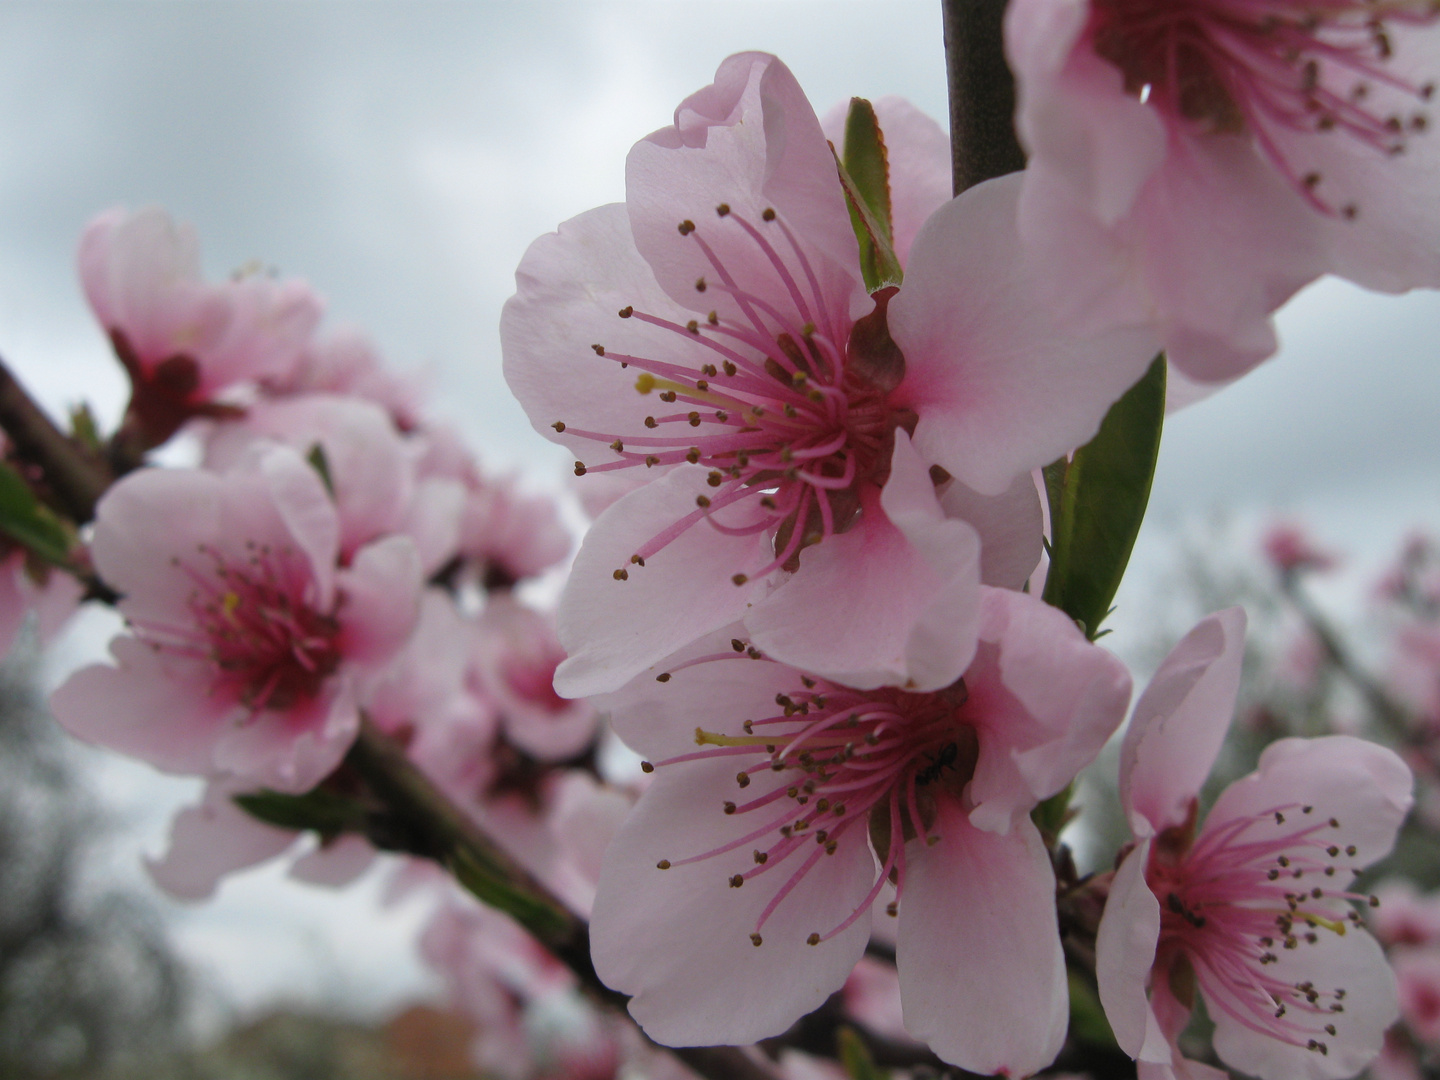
836 1026 888 1080
234 788 371 839
306 442 335 498
448 847 573 942
1068 969 1118 1048
1042 354 1166 640
835 98 902 294
0 462 74 566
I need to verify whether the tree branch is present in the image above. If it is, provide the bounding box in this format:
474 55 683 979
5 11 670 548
941 0 1027 196
0 357 110 524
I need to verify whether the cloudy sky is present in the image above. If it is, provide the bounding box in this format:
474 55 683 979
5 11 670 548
3 0 1438 1021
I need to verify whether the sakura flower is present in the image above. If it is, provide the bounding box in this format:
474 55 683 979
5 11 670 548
587 587 1132 1077
1096 608 1412 1080
260 326 428 432
79 206 323 449
1370 881 1440 948
1393 948 1440 1045
51 446 423 792
473 596 598 761
203 393 464 575
1264 521 1341 575
1007 0 1440 382
0 547 83 659
503 51 1159 696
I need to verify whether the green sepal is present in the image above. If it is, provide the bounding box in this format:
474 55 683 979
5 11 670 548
837 1025 888 1080
1067 968 1118 1049
448 846 573 943
836 98 902 294
233 787 373 841
306 442 335 498
1042 354 1166 640
0 461 75 567
1032 780 1076 846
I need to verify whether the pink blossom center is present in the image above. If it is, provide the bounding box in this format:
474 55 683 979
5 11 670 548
1088 0 1438 214
561 206 912 584
645 648 978 948
1147 801 1379 1058
132 542 341 713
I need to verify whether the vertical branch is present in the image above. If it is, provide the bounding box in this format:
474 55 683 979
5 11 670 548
942 0 1027 196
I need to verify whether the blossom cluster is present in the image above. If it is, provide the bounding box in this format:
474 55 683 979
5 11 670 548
2 3 1436 1078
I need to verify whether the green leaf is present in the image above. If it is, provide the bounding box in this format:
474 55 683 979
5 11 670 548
1042 354 1166 640
448 847 573 942
836 98 902 294
0 462 74 566
1068 969 1118 1048
836 1026 888 1080
306 442 335 498
1032 780 1075 845
234 787 372 839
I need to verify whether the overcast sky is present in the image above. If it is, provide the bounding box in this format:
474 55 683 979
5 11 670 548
5 0 1439 1020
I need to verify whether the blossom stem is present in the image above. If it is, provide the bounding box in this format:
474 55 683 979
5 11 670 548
0 355 111 524
941 0 1027 195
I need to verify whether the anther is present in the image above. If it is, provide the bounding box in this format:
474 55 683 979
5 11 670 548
729 874 744 887
737 772 751 788
631 554 645 566
1276 811 1286 824
733 574 748 586
659 390 678 403
762 208 776 222
610 439 624 451
716 203 731 217
732 639 746 653
806 933 820 946
656 859 670 869
1346 845 1357 856
886 902 898 917
613 568 628 580
695 278 707 293
707 311 719 326
552 421 566 432
641 761 655 773
686 320 699 334
722 360 736 376
656 673 671 683
723 801 736 815
574 462 587 476
591 344 605 355
688 412 702 427
645 455 660 467
678 220 696 236
618 306 633 318
750 933 763 947
696 495 711 509
695 380 709 391
753 850 767 865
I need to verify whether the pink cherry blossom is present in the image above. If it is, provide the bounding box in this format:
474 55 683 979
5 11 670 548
502 52 1159 697
50 446 423 792
1264 521 1341 575
473 595 599 761
203 393 464 575
1370 881 1440 948
1096 608 1412 1080
1007 0 1440 383
260 326 428 432
79 206 323 448
587 587 1131 1076
0 547 83 659
1393 947 1440 1045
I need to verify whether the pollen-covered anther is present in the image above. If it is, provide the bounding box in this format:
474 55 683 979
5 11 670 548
640 761 655 774
678 220 696 236
696 495 711 509
729 874 744 888
612 568 628 581
750 933 762 946
733 574 748 586
806 932 820 946
618 306 633 318
685 447 701 463
656 672 671 683
686 320 699 334
591 343 605 356
761 208 776 222
716 203 731 217
574 461 587 476
723 801 736 815
736 771 751 788
630 554 645 566
753 849 767 864
610 439 624 451
695 277 707 293
656 859 670 869
552 421 566 432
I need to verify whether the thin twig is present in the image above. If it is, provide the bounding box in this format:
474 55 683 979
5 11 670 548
0 357 111 523
941 0 1027 196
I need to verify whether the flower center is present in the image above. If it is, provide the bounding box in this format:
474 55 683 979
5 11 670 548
558 205 911 586
643 645 976 948
1088 0 1438 214
135 541 341 714
1147 801 1381 1058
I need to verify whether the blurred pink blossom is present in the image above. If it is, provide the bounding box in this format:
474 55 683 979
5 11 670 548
1264 522 1340 576
51 446 423 792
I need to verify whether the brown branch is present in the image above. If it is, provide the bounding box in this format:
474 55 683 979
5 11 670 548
345 718 780 1080
941 0 1027 196
0 357 111 523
